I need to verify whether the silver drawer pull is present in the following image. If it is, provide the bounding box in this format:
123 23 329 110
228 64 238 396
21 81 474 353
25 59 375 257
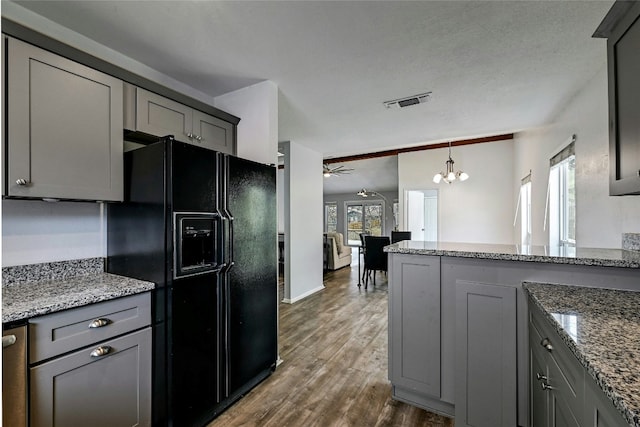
536 373 548 381
541 382 555 391
2 335 17 348
540 338 553 352
90 346 112 358
16 178 30 186
88 318 110 329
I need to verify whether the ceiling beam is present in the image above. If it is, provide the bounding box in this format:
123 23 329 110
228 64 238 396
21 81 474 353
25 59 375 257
323 133 513 164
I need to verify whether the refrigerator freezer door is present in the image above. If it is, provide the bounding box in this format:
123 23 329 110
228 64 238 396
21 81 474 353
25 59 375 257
225 156 278 396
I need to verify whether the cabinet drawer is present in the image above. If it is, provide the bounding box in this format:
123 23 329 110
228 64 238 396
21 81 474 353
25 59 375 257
30 327 151 427
29 293 151 364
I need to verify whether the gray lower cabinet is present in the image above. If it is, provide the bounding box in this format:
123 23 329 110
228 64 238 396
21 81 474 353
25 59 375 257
133 87 235 154
388 255 453 416
28 294 152 427
30 328 152 427
5 36 123 201
455 281 517 427
529 299 627 427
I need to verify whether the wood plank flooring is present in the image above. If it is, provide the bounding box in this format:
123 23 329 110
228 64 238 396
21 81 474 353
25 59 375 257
208 265 454 427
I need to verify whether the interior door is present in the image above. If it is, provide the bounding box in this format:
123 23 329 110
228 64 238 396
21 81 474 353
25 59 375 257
406 190 425 240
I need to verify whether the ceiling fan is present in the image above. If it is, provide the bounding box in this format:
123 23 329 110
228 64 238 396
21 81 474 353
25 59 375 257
323 163 354 177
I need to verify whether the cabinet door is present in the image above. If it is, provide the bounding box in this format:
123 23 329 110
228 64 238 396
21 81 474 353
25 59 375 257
30 328 151 427
389 255 441 398
135 87 193 142
531 345 549 427
193 110 234 154
455 280 517 427
607 3 640 195
584 376 628 427
6 37 123 201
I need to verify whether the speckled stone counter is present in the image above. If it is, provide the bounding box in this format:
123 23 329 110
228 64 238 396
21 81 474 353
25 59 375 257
384 241 640 268
524 282 640 426
2 258 155 323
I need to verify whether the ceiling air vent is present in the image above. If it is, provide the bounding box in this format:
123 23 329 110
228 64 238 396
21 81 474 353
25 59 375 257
383 92 432 109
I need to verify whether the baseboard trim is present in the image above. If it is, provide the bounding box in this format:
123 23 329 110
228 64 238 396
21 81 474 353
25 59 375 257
282 285 325 304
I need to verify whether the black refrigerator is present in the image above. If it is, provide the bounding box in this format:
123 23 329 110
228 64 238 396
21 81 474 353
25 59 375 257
106 137 277 427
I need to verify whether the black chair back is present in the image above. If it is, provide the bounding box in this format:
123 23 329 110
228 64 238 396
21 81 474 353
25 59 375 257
391 231 412 244
363 236 390 272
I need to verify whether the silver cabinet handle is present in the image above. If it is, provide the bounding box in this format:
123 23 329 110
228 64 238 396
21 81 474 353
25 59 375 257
2 335 17 348
186 132 194 139
88 318 110 328
541 382 555 391
536 373 548 381
16 178 30 186
540 338 553 352
90 346 112 358
195 135 203 141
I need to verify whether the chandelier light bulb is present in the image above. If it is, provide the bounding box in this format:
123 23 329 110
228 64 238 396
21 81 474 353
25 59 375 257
433 141 468 185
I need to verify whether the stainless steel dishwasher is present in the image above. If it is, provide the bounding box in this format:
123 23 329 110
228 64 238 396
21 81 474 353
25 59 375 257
3 325 28 427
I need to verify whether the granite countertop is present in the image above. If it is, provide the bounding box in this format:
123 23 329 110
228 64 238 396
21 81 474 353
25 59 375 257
384 241 640 268
2 258 155 324
524 282 640 427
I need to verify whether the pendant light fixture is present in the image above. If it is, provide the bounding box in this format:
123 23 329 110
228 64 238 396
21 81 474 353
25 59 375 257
433 141 469 184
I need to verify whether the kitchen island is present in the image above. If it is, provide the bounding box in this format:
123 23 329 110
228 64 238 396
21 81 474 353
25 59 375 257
385 241 640 427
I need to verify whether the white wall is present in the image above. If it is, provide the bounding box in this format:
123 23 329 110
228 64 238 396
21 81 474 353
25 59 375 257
514 65 640 248
214 81 279 165
398 139 515 244
281 141 324 303
2 200 105 266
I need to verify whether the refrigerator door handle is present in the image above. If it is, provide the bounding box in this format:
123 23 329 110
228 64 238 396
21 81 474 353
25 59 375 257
228 216 235 270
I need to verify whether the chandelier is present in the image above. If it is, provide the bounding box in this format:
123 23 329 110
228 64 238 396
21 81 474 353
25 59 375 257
433 141 469 184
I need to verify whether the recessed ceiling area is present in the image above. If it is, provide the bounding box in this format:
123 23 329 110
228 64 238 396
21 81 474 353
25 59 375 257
9 0 613 158
323 157 398 196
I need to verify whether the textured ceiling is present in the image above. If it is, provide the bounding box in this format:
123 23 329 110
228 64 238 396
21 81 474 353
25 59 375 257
11 0 612 158
8 0 613 194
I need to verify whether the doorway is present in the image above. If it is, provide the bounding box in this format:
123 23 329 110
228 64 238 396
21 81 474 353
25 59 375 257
405 189 438 242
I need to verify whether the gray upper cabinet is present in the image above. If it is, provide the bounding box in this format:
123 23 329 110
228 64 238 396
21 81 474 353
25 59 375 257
134 87 234 154
5 37 123 201
595 1 640 195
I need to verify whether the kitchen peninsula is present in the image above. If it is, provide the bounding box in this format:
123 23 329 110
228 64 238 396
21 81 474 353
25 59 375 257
385 241 640 427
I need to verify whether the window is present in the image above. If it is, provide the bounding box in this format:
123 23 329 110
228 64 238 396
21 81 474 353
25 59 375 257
345 201 384 245
520 175 532 246
324 202 337 233
548 141 575 246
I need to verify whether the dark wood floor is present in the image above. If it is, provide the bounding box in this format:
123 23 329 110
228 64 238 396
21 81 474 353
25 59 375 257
208 265 454 426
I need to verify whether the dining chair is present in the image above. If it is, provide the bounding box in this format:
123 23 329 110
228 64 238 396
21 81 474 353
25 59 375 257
361 235 390 289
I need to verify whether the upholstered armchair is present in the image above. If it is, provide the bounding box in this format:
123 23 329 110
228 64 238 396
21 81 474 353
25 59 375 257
325 232 352 270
